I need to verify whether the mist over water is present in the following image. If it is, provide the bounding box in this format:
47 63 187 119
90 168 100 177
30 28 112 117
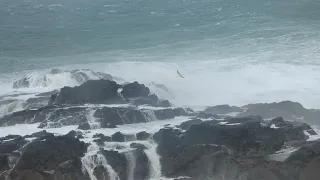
1 0 320 108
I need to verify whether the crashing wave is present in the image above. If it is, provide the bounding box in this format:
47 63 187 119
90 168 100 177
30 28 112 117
13 69 113 89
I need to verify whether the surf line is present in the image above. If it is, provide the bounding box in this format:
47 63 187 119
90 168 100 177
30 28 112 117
177 70 184 78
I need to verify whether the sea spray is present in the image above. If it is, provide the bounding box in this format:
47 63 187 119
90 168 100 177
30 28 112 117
124 150 136 180
82 144 120 180
144 141 162 180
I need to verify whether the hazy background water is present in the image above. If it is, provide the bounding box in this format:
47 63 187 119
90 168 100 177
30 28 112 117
1 0 320 108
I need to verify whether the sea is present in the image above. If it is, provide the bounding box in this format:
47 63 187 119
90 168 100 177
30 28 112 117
1 0 320 179
1 0 320 109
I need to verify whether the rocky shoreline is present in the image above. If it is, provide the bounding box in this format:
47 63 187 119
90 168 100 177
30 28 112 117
1 75 320 180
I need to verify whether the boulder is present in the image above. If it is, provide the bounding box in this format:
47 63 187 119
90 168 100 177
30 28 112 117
121 81 150 98
52 80 122 105
111 132 126 142
136 131 151 141
78 122 90 130
53 159 90 180
93 165 110 180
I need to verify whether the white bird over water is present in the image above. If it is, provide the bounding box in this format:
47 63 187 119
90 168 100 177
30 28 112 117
177 70 184 78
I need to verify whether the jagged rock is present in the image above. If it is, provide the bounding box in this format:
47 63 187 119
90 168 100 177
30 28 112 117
204 104 244 114
240 101 320 125
124 149 150 180
13 134 86 172
130 143 148 150
100 150 127 180
154 109 176 120
93 134 111 145
24 130 53 139
0 136 28 154
180 119 203 130
94 107 149 127
121 81 150 98
183 121 284 155
307 129 317 135
78 122 90 130
111 132 126 142
0 109 38 126
285 141 320 168
53 159 90 180
110 132 135 142
52 80 122 105
0 155 9 175
136 131 150 141
93 165 110 180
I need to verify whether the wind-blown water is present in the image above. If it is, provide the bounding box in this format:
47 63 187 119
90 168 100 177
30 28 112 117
1 0 320 108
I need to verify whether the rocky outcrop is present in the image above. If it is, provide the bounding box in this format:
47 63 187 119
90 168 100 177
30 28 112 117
94 107 152 127
53 159 90 180
13 134 87 172
51 80 122 105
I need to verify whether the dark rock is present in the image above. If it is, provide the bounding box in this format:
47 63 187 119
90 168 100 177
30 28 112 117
136 131 150 141
0 109 38 126
130 143 148 150
307 129 317 135
268 117 288 127
53 159 90 180
14 134 86 172
93 134 111 145
121 81 150 98
196 112 220 119
154 109 176 120
183 121 285 155
93 165 110 180
38 108 88 128
285 141 320 168
9 170 49 180
0 155 9 175
158 144 230 177
78 122 90 130
225 115 263 124
204 104 243 114
124 149 150 180
24 130 53 139
94 107 149 127
0 137 28 154
240 101 320 125
52 80 122 105
111 132 125 142
179 119 203 130
100 150 127 180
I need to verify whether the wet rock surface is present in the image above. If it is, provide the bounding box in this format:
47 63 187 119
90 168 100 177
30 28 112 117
4 79 320 180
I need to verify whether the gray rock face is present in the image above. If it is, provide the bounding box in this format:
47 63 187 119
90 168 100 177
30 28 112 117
52 80 122 105
53 159 90 180
13 134 87 172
